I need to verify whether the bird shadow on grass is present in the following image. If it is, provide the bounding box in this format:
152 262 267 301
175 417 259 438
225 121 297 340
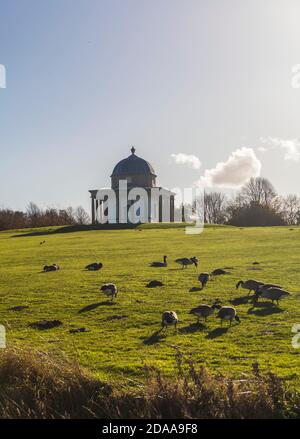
78 301 116 314
38 271 57 275
142 330 166 345
179 322 206 334
81 269 101 272
168 268 184 271
189 287 202 292
247 303 284 316
9 305 29 311
206 327 229 339
230 295 254 306
149 266 167 269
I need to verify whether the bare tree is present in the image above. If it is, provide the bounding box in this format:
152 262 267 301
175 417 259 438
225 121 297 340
204 192 227 224
58 208 75 225
0 203 90 230
0 209 27 230
226 178 284 226
281 194 300 225
240 177 277 207
26 202 41 227
66 207 76 224
74 206 90 225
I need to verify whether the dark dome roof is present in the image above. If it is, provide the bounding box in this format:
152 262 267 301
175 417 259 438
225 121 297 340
111 147 156 177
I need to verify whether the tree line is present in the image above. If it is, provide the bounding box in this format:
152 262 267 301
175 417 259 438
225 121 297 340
1 177 300 230
0 203 90 231
200 177 300 226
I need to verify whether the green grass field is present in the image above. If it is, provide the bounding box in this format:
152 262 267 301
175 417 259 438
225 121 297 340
1 225 300 388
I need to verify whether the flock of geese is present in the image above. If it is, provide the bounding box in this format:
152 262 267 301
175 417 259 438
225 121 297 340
236 279 290 306
150 255 198 269
159 259 291 331
42 254 291 332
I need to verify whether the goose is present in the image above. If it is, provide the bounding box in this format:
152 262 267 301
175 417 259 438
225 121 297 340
198 272 210 288
217 306 240 325
236 279 264 295
257 283 282 293
175 257 198 269
211 268 228 276
161 311 178 330
85 262 103 271
189 301 221 323
254 287 290 305
100 283 118 301
146 280 164 288
150 256 167 267
43 264 60 272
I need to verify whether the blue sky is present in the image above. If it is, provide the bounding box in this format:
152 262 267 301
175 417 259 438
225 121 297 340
1 0 300 213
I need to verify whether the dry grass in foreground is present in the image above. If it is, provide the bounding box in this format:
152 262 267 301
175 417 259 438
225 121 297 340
0 348 299 419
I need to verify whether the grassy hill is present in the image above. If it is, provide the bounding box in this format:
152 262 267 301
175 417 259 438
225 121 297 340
0 225 300 388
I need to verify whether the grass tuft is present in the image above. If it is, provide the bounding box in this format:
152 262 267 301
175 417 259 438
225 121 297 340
0 348 299 419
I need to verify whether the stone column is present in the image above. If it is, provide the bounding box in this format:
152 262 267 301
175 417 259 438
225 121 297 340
97 200 101 224
89 190 98 225
170 195 175 222
116 191 119 224
148 189 152 223
91 197 95 224
181 204 185 223
95 200 99 223
159 196 163 222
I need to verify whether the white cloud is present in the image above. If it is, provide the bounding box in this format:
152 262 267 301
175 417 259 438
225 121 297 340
199 147 261 188
257 146 267 153
171 153 202 170
259 137 300 162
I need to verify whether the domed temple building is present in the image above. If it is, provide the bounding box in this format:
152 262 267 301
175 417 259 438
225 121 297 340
89 147 175 224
